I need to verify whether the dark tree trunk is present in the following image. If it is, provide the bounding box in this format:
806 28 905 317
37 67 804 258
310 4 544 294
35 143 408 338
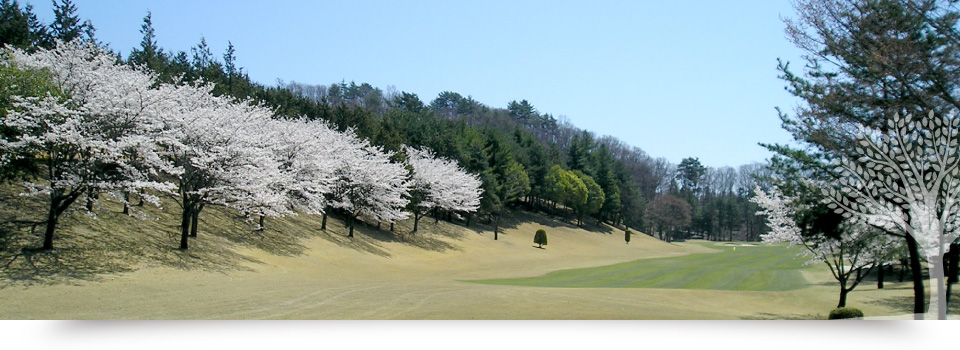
466 213 471 227
348 214 355 238
493 215 500 241
258 215 265 231
838 287 849 308
413 212 421 232
190 208 199 237
390 223 394 232
85 189 98 211
42 191 80 250
947 243 959 304
321 211 328 230
905 235 926 318
180 204 192 250
42 198 61 250
435 207 440 224
877 263 885 289
122 191 130 215
899 259 906 283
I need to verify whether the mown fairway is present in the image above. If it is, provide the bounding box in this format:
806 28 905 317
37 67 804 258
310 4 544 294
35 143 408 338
469 242 813 291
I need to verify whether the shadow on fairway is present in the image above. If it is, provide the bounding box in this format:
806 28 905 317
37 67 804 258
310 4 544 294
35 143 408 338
866 294 960 315
0 185 472 287
475 209 618 238
741 312 826 320
0 202 263 288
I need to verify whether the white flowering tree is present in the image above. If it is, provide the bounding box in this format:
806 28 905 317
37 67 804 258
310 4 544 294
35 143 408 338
326 132 410 238
1 59 57 183
1 41 175 250
318 126 367 231
156 81 288 250
253 117 339 230
404 146 482 232
752 185 895 308
820 111 960 319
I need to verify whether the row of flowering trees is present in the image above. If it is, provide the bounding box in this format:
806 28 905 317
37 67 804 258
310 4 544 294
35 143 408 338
0 41 482 251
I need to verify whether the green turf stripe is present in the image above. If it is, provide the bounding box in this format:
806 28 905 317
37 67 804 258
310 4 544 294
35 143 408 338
467 243 814 291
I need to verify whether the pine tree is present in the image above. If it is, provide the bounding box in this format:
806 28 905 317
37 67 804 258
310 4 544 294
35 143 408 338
129 11 166 73
0 0 30 48
50 0 87 43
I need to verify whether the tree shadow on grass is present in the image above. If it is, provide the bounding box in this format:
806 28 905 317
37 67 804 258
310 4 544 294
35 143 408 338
211 211 316 257
217 207 472 259
307 215 393 258
325 214 463 256
495 210 570 232
1 245 137 286
741 312 826 320
516 210 617 235
0 190 263 288
0 184 542 288
0 208 264 288
865 293 960 315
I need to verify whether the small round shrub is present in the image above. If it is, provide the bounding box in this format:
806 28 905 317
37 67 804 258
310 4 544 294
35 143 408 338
534 229 547 248
828 307 864 320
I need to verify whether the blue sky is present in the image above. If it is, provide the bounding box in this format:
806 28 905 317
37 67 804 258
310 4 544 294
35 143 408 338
28 0 807 168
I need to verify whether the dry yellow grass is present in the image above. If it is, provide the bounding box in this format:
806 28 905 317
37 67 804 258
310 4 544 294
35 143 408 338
0 189 938 319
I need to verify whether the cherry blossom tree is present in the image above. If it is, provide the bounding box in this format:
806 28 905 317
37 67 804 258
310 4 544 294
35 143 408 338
252 117 340 230
753 185 896 308
1 41 174 250
155 81 287 250
820 111 960 319
325 132 409 238
404 146 481 232
0 60 56 183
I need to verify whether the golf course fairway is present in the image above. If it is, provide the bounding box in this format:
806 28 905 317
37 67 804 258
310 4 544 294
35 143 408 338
468 242 813 291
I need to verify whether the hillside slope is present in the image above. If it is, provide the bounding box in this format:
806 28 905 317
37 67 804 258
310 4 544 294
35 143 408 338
0 186 925 319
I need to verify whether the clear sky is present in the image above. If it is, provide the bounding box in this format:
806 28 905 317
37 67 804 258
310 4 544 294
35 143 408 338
27 0 807 168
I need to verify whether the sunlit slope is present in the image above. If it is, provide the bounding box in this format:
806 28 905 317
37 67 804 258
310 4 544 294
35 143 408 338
469 242 813 291
9 184 922 320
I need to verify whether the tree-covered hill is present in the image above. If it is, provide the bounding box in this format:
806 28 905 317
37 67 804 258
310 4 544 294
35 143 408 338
1 0 769 241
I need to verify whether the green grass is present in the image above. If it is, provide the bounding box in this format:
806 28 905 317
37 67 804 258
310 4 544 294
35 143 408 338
468 242 815 291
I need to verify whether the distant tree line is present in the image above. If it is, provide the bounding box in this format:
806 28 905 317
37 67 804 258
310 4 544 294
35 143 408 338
1 0 770 242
